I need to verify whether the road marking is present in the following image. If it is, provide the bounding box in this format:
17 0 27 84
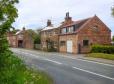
13 50 114 67
17 51 62 65
72 66 114 81
56 55 114 67
44 58 62 65
12 49 114 67
13 49 114 81
76 58 114 67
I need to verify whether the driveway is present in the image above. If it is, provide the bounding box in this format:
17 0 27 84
11 48 114 84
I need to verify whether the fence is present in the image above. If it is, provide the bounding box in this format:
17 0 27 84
34 44 41 50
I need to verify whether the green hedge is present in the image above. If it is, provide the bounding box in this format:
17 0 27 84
91 45 114 54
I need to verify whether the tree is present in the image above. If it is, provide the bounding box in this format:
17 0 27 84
25 29 41 44
0 0 19 50
34 35 41 44
112 6 114 17
112 36 114 42
0 0 19 66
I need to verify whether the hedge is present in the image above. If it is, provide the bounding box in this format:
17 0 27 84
91 45 114 54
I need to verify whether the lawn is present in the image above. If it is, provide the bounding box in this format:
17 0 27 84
0 53 53 84
86 53 114 60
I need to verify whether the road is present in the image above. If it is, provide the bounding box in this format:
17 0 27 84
11 48 114 84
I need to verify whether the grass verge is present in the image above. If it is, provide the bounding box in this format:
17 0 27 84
86 53 114 60
0 52 53 84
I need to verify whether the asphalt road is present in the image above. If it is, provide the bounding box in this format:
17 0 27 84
11 48 114 84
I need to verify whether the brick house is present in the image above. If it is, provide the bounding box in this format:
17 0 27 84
7 31 17 47
59 12 111 54
41 20 59 51
7 28 34 49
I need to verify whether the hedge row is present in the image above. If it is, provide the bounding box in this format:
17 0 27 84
91 45 114 54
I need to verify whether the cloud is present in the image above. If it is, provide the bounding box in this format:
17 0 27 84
13 0 114 36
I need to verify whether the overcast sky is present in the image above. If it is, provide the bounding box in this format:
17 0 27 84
13 0 114 35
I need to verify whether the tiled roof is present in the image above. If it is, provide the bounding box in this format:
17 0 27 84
15 30 22 35
61 18 91 28
41 26 56 31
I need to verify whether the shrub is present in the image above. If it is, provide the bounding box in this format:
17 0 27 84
0 51 53 84
48 47 57 52
91 45 114 54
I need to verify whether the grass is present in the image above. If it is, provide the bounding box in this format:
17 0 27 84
86 53 114 60
0 52 53 84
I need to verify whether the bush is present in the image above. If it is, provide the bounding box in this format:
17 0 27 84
48 47 57 52
91 45 114 54
0 51 53 84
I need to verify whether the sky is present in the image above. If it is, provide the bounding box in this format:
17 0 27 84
13 0 114 35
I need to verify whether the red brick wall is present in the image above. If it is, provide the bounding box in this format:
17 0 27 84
7 30 34 49
59 34 78 54
77 16 111 53
7 32 17 47
24 32 34 49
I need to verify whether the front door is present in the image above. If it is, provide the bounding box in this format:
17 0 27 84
67 40 72 53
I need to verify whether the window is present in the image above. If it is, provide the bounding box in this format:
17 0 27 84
93 25 98 29
49 32 52 36
61 26 75 34
66 28 68 33
61 28 66 34
69 26 73 33
73 25 76 31
67 27 70 33
92 25 99 32
83 40 89 46
66 26 74 33
54 31 58 35
47 30 52 36
60 41 66 46
54 42 57 46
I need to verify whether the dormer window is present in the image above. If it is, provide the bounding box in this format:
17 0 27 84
69 26 74 33
66 26 74 33
61 26 75 34
62 28 66 34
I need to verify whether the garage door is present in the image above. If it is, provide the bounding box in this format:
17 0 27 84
67 40 72 53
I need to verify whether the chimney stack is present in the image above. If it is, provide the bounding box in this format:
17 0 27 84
65 12 72 22
23 27 25 31
47 19 52 27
